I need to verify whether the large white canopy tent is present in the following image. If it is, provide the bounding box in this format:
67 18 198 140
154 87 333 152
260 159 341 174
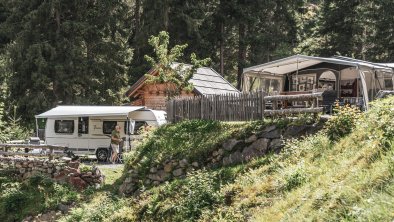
242 55 394 110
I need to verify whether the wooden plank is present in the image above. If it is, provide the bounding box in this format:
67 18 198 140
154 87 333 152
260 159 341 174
264 92 323 101
264 107 323 116
0 144 67 150
0 151 66 157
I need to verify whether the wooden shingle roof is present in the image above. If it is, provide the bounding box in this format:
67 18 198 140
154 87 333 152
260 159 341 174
126 64 239 98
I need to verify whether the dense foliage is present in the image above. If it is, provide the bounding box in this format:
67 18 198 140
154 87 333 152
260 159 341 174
1 0 394 123
0 173 79 222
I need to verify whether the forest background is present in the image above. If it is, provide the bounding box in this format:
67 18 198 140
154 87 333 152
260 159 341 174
0 0 393 124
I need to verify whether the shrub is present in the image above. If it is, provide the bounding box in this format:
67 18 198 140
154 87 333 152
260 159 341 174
0 174 79 222
324 103 361 141
137 170 223 222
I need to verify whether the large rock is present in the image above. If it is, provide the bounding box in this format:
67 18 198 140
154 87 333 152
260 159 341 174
222 151 243 166
260 129 281 139
164 163 173 173
241 138 270 161
69 177 88 190
283 125 308 138
245 135 257 143
270 139 284 153
179 159 188 168
222 139 242 151
248 138 270 151
172 168 184 177
67 161 80 169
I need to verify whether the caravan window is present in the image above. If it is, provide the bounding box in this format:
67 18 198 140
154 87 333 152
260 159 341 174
103 121 117 134
55 120 74 134
78 117 89 134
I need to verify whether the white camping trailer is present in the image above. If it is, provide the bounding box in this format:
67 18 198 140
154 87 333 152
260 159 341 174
35 106 166 161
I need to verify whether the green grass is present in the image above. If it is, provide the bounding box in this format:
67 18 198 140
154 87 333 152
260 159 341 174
60 97 394 221
0 173 79 222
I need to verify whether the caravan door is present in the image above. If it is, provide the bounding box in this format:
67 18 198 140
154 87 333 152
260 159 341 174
76 117 90 154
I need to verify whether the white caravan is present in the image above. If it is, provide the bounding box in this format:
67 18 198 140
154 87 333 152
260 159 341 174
35 106 166 161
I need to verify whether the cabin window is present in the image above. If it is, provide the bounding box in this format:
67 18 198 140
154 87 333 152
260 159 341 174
78 117 89 134
244 74 283 93
54 120 74 134
103 121 117 134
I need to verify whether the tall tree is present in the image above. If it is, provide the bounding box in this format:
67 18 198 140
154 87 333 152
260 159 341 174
1 0 132 123
144 31 210 99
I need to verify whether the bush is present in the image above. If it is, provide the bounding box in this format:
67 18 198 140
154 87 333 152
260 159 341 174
324 103 361 141
137 170 223 222
0 174 79 222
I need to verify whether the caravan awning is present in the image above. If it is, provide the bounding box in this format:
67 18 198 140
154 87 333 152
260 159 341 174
243 55 394 75
36 106 146 118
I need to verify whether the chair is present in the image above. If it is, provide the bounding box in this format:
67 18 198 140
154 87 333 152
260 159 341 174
321 90 337 114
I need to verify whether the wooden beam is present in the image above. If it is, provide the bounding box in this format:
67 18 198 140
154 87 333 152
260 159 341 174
264 93 322 101
264 107 323 116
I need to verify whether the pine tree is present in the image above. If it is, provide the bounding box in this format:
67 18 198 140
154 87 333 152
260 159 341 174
1 0 132 123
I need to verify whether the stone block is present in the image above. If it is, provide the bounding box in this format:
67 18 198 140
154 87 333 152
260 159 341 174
172 168 184 177
179 159 188 168
67 161 80 169
69 176 88 190
163 163 173 173
222 139 242 151
149 167 157 173
245 135 257 143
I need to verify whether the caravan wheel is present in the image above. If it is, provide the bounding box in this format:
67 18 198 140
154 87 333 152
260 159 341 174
96 148 108 162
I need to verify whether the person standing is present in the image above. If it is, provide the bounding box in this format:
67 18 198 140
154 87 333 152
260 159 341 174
110 125 121 163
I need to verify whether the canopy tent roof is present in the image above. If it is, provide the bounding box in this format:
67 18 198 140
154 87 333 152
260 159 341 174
243 55 394 75
126 63 239 98
36 106 146 118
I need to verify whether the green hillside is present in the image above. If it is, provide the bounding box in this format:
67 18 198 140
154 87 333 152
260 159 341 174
60 96 394 222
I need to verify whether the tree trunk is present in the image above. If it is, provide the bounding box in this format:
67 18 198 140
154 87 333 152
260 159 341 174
220 22 224 76
237 22 247 90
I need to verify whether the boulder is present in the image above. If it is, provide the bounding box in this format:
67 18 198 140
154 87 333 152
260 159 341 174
245 135 257 143
283 125 308 138
260 129 281 139
248 138 270 152
172 168 184 177
58 203 71 213
163 163 173 173
270 139 284 153
157 170 171 181
147 174 162 181
179 159 188 168
69 177 88 190
67 161 80 169
222 151 243 166
149 167 158 173
222 139 242 151
191 162 199 168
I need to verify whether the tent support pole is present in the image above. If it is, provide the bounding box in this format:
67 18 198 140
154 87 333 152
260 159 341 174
358 67 369 110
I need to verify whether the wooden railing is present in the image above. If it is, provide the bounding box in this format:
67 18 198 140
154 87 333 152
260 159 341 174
0 144 67 160
166 91 323 123
264 92 323 116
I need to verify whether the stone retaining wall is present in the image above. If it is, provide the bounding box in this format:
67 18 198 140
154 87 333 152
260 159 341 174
119 123 323 195
0 156 104 190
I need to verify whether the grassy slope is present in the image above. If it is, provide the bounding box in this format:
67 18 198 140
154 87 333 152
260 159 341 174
61 97 394 222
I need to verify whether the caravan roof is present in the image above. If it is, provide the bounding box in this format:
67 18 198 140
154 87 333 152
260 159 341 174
36 106 146 118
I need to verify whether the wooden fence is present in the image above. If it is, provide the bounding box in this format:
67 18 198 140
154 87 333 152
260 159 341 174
166 91 323 123
0 144 67 160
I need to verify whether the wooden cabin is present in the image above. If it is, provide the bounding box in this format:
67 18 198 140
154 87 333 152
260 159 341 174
126 64 240 110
